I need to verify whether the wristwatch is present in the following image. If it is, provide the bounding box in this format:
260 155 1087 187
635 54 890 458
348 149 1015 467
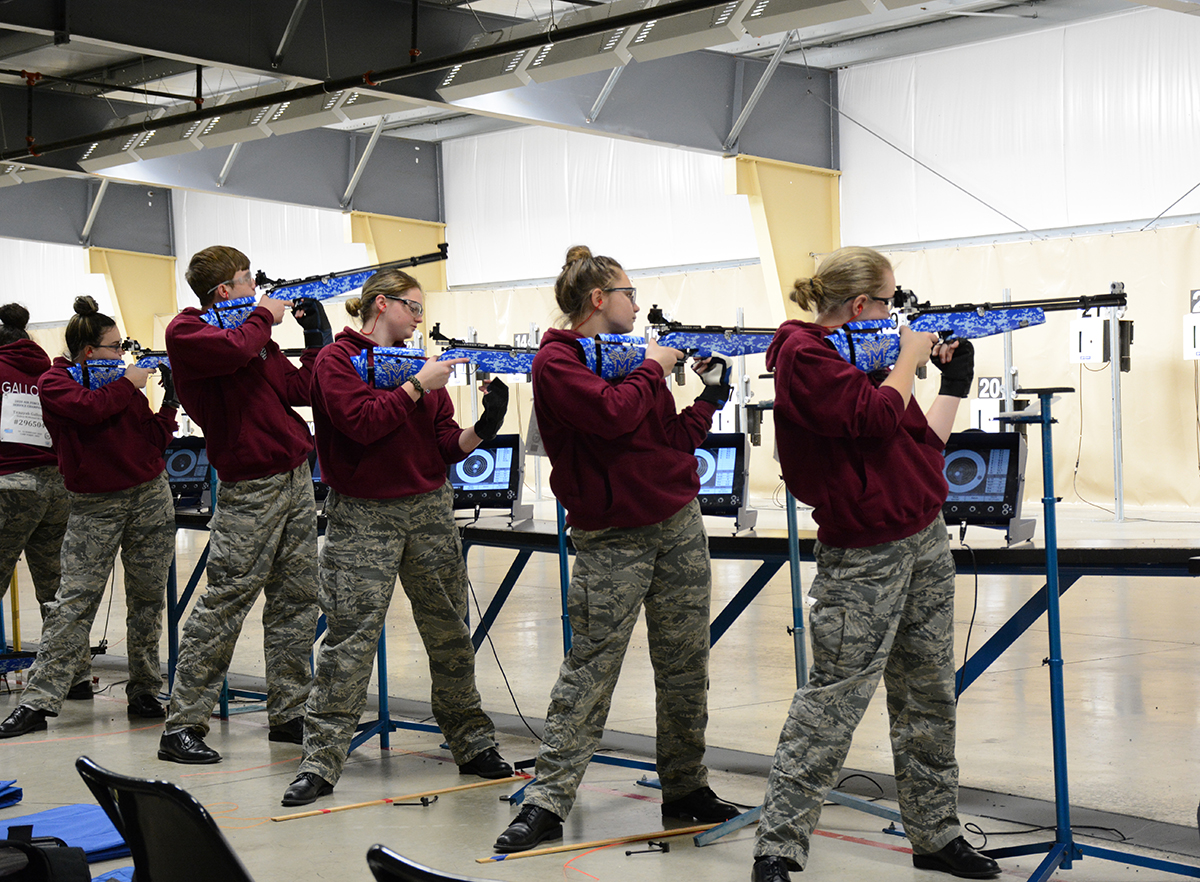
409 376 426 399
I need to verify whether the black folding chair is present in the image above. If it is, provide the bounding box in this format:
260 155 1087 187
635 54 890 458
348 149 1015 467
75 755 256 882
366 843 502 882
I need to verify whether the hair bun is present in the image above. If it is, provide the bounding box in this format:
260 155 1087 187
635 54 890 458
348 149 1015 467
345 296 362 319
73 295 100 316
0 303 29 330
811 277 824 298
563 245 592 269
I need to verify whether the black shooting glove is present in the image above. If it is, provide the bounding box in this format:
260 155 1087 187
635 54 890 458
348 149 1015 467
696 353 732 407
159 364 180 410
932 338 974 398
293 297 333 348
474 377 509 441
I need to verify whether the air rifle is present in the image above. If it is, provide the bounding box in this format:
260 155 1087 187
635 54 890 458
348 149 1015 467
831 283 1129 372
255 244 449 302
428 325 538 377
645 306 776 358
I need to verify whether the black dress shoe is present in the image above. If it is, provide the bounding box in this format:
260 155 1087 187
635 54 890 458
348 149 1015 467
158 729 221 764
0 706 48 738
281 772 333 806
65 680 94 700
459 747 513 779
494 804 563 853
268 717 304 744
127 694 165 719
913 837 1000 878
752 855 798 882
662 786 740 822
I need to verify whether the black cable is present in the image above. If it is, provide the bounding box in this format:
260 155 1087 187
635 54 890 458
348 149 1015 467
955 541 980 703
458 522 544 744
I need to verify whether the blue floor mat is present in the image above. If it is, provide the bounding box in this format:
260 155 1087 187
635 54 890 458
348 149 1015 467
0 804 128 862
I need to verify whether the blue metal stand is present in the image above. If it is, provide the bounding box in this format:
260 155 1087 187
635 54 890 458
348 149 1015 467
349 631 440 754
986 388 1200 880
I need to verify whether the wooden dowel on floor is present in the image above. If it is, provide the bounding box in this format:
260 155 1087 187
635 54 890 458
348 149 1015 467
477 822 718 862
271 775 528 822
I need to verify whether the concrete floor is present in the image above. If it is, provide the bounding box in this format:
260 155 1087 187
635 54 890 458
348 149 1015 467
3 497 1200 882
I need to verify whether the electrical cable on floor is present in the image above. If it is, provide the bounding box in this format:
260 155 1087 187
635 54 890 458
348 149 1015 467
458 522 544 744
962 820 1128 850
827 772 885 804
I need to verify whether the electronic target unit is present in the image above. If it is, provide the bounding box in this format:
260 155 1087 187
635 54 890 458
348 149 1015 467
164 436 212 510
448 433 532 522
695 432 756 531
942 430 1035 545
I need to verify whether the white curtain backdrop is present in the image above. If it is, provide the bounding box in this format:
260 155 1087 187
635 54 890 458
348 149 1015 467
0 236 112 324
443 126 759 287
172 190 370 305
839 7 1200 246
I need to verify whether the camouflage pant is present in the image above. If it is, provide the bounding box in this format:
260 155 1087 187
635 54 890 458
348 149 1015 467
524 499 712 819
0 465 69 620
22 473 174 714
166 463 319 733
300 482 496 785
754 514 961 868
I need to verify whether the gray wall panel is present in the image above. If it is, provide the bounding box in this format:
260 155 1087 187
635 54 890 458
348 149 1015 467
0 177 171 254
106 128 442 221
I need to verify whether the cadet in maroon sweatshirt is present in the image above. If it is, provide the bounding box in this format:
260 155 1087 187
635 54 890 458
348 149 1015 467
0 303 67 628
751 247 993 882
278 268 513 809
494 246 738 855
159 245 328 766
0 296 177 739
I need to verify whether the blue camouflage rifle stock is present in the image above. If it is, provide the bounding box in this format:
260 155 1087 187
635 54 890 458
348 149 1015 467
428 324 538 377
255 244 449 304
830 286 1129 372
66 359 129 390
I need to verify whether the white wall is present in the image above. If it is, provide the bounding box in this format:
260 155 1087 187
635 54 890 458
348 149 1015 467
442 126 760 287
0 236 112 326
171 190 370 307
839 7 1200 246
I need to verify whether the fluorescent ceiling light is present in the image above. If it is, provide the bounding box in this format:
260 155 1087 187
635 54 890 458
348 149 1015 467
524 0 656 84
436 22 549 101
741 0 873 37
628 0 751 62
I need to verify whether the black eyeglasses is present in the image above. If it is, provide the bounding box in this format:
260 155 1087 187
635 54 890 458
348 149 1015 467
603 287 637 304
383 294 424 319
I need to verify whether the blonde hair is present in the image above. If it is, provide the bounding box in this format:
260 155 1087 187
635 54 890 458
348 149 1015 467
791 247 893 316
346 269 421 322
553 245 623 328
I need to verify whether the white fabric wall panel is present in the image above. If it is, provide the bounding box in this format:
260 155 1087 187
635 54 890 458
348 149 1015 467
840 8 1200 246
172 190 370 304
0 237 112 325
443 126 759 287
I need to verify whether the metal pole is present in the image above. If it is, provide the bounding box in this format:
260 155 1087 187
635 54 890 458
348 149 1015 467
722 30 796 151
785 492 808 688
735 306 746 433
1108 308 1124 521
586 67 625 124
340 117 385 208
79 178 109 245
272 0 312 68
216 142 242 187
1002 287 1015 430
